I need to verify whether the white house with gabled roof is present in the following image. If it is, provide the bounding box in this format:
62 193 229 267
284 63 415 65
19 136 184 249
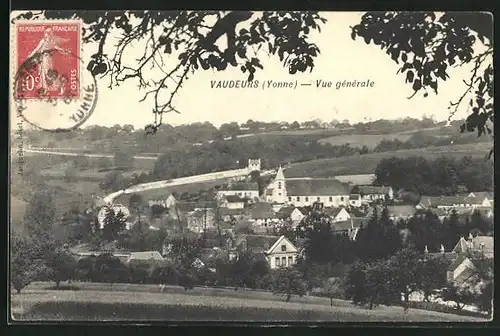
264 235 299 269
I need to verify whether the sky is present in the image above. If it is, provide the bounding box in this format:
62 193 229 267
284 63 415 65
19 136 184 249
12 11 482 129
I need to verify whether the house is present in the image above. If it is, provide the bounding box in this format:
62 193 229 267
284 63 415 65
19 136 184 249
265 166 351 207
348 194 362 207
386 205 416 221
265 235 299 269
187 208 216 233
220 195 246 209
466 192 494 208
219 208 248 222
217 181 260 201
126 251 164 266
452 235 494 258
326 207 351 222
276 206 305 222
417 195 473 210
446 255 478 287
331 218 365 241
233 234 280 255
249 202 278 226
350 185 394 204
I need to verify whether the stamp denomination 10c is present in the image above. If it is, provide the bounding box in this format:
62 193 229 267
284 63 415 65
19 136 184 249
15 21 81 100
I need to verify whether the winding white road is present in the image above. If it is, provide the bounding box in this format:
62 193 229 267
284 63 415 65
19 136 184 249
102 167 277 204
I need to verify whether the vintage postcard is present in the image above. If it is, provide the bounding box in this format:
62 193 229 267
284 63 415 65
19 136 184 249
9 10 494 323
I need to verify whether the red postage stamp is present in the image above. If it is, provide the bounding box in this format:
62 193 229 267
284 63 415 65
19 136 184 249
15 21 81 100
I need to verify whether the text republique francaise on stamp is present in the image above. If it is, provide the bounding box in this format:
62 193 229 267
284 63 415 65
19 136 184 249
13 20 98 132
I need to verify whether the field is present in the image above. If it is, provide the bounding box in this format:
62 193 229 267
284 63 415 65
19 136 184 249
113 177 233 203
285 142 492 178
11 283 485 322
319 133 415 148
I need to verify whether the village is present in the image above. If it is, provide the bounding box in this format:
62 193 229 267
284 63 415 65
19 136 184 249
87 158 493 293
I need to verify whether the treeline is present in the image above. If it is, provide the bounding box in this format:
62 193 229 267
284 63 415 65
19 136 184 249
24 117 446 153
280 204 493 314
374 156 493 196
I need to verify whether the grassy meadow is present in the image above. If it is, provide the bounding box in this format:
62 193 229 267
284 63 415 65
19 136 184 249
11 283 486 322
285 142 492 178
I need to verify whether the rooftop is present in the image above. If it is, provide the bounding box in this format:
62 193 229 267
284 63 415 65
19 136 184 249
286 179 349 196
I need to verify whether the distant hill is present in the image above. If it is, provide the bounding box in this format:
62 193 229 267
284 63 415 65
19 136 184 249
285 142 492 178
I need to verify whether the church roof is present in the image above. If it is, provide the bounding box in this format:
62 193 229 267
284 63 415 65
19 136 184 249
286 179 349 196
275 165 285 181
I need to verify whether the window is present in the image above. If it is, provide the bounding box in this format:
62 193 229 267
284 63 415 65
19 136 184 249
278 182 282 189
281 244 287 251
275 257 280 266
340 197 344 201
305 197 309 202
288 256 293 265
288 197 292 201
279 193 282 196
282 257 287 266
317 197 321 201
329 196 333 202
297 197 300 201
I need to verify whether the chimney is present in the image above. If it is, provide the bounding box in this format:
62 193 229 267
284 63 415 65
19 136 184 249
424 245 429 254
440 244 445 254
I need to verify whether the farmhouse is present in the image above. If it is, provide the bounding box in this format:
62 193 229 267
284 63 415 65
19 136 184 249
219 195 246 209
217 181 260 201
249 202 279 226
276 206 306 223
265 235 299 269
350 185 394 204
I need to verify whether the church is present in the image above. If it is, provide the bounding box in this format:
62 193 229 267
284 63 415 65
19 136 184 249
265 166 351 207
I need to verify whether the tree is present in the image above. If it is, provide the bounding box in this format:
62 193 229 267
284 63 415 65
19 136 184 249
352 12 493 157
148 261 179 286
325 277 344 306
99 171 127 192
272 267 306 302
354 207 402 262
10 235 44 293
439 283 475 311
167 233 202 270
101 207 128 241
73 155 91 170
64 166 78 183
114 151 134 169
97 157 113 170
45 247 78 289
417 255 450 302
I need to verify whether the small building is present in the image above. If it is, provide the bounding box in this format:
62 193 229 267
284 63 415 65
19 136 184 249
126 251 164 267
452 235 494 258
331 218 365 241
220 195 246 209
249 202 278 226
265 235 299 269
217 181 260 201
350 185 394 204
326 207 351 223
386 205 416 221
348 194 362 207
466 192 494 208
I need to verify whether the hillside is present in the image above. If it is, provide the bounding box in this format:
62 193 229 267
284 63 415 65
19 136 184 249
10 196 28 235
285 142 493 178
